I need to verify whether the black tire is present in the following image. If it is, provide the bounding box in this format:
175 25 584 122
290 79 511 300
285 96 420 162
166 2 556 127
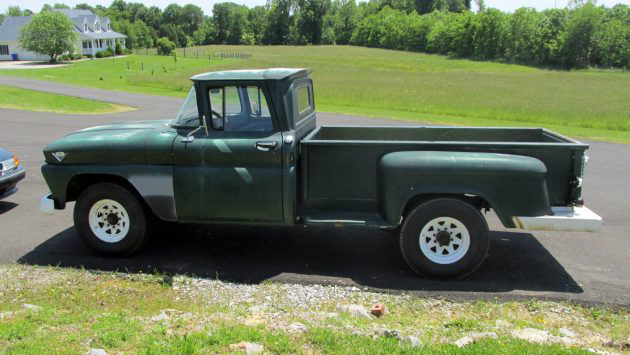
74 182 149 256
399 198 489 278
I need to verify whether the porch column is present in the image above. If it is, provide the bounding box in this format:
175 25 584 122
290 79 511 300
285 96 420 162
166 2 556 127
91 39 95 58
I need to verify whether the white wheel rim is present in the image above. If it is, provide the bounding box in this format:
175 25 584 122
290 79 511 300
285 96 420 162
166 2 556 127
419 217 470 264
88 199 130 243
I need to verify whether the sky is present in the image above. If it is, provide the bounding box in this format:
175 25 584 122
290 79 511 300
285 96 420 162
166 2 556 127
2 0 629 17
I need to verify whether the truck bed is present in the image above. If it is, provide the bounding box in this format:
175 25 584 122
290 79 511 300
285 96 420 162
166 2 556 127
299 126 588 227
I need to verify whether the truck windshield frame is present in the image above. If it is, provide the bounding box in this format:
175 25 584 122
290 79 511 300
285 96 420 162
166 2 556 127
171 87 200 128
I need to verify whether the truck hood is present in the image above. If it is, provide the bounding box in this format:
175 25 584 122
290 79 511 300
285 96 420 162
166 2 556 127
43 120 177 165
76 120 170 134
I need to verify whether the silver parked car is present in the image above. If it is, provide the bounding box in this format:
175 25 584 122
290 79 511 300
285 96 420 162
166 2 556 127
0 148 25 200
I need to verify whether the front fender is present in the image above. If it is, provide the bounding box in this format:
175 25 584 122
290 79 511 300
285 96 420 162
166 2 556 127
377 151 550 227
41 164 176 221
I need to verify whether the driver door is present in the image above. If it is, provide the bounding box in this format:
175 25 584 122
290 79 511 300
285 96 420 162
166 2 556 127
172 84 284 222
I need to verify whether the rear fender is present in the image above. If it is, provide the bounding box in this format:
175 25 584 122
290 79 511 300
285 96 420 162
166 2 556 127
377 151 551 228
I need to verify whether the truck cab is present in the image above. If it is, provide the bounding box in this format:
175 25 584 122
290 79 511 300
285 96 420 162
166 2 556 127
168 69 315 224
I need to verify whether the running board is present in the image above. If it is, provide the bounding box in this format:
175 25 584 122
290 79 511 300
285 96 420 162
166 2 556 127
512 206 602 232
303 212 390 227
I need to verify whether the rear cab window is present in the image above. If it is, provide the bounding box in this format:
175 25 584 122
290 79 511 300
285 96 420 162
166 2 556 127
294 82 314 126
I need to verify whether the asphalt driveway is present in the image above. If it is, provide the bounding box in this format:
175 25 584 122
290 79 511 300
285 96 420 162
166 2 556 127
0 76 628 306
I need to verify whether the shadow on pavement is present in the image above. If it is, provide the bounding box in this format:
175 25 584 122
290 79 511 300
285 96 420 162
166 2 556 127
0 201 18 215
18 223 583 294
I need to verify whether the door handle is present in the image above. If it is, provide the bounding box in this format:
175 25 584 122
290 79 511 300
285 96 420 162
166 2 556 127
256 141 277 151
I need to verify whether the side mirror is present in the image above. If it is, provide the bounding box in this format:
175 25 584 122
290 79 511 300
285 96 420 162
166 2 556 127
181 115 208 143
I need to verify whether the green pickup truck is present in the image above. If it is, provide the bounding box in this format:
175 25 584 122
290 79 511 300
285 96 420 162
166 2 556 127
40 68 601 278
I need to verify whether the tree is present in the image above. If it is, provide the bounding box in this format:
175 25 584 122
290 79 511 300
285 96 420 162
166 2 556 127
162 4 183 26
159 23 187 47
475 0 485 12
505 8 542 63
212 2 249 44
247 6 268 45
292 0 332 44
75 3 95 11
157 37 175 55
264 0 292 44
559 2 602 68
473 8 506 59
6 6 24 16
19 11 76 63
181 4 203 36
334 0 357 44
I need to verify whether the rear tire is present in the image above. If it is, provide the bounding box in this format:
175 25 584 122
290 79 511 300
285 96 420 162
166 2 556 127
74 183 149 256
400 198 489 278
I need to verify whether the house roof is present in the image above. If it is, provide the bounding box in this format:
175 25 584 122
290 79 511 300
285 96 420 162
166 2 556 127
0 16 33 42
0 11 126 43
80 31 126 39
191 68 312 81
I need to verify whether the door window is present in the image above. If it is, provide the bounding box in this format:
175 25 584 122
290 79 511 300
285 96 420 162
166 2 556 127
209 86 273 132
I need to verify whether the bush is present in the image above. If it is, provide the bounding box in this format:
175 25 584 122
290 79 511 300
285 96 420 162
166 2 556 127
157 37 175 55
85 54 92 58
72 53 82 60
123 48 132 55
115 43 123 55
96 49 113 58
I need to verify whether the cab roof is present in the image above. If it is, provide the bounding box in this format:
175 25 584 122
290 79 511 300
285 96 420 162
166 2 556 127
190 68 311 82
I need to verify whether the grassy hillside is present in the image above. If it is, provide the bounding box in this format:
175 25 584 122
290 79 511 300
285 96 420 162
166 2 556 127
0 85 134 115
1 46 629 142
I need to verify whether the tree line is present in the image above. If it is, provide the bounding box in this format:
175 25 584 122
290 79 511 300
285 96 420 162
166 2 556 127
2 1 629 69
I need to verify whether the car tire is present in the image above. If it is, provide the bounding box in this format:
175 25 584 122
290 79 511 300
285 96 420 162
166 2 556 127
74 182 149 256
399 198 489 278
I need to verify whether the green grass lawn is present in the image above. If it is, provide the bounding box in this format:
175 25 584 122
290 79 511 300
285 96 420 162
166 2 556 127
0 84 133 115
1 264 626 354
1 46 629 142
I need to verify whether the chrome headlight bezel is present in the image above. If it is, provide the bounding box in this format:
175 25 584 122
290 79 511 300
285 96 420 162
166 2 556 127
52 151 67 162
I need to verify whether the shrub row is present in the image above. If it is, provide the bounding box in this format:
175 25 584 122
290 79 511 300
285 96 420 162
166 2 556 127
349 4 630 69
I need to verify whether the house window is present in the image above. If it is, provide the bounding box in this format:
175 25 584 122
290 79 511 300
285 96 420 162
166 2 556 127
0 45 9 55
82 41 92 49
107 23 111 31
84 23 88 32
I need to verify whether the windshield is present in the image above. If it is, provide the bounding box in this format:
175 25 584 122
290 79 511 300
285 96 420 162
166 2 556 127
171 87 200 127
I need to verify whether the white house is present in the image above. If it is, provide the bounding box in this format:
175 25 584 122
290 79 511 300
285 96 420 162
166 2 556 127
0 9 126 61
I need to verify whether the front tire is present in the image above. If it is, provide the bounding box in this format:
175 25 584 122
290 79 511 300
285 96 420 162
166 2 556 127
74 183 149 256
400 198 489 278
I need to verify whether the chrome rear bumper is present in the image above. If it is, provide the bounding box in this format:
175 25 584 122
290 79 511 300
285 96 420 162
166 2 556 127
513 206 602 232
